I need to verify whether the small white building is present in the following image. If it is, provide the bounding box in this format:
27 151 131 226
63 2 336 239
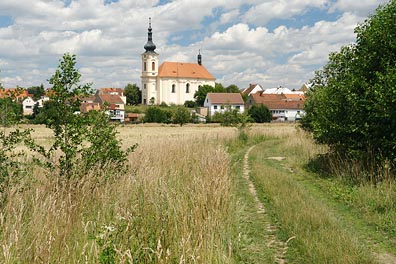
204 93 245 116
22 97 35 115
241 83 264 96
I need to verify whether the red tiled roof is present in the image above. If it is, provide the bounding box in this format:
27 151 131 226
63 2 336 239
95 94 124 105
250 93 304 110
207 93 244 104
98 88 124 96
158 62 215 80
241 84 263 96
80 102 101 113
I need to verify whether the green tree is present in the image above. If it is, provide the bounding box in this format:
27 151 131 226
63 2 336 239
301 0 396 168
38 53 135 178
184 100 197 108
144 106 172 123
225 84 240 93
124 83 141 105
194 84 214 106
173 106 190 126
248 104 272 123
27 84 45 101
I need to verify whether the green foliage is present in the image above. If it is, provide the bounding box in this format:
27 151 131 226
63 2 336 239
124 83 141 105
183 100 197 108
248 104 272 123
173 106 190 126
225 84 240 93
0 87 31 200
301 0 396 174
211 107 248 127
27 84 45 101
143 106 172 123
35 53 134 178
194 84 215 106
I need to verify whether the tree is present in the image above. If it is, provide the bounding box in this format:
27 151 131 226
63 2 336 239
173 106 190 126
301 0 396 166
39 53 135 178
124 83 141 105
248 104 272 123
27 84 45 101
194 84 214 106
184 100 197 108
143 106 172 123
225 84 240 93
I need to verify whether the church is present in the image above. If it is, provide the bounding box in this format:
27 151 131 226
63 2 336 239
141 19 216 105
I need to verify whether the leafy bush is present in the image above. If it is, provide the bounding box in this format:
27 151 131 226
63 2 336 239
143 106 172 123
248 104 272 123
301 0 396 176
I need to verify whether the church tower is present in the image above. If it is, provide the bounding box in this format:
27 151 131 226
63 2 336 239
141 18 158 105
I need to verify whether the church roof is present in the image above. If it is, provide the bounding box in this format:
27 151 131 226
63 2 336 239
158 62 215 80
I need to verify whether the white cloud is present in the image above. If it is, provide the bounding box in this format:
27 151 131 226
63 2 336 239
0 0 386 90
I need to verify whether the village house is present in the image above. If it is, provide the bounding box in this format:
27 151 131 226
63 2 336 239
141 19 215 105
204 93 245 117
241 83 264 97
93 88 126 122
248 92 305 121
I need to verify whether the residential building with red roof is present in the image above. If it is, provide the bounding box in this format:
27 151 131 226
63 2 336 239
141 19 215 105
248 91 305 121
241 84 264 97
204 93 245 116
94 92 125 122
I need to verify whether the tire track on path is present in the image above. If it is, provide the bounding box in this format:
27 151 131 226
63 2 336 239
243 145 293 264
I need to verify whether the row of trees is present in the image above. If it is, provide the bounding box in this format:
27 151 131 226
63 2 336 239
301 1 396 175
142 103 272 125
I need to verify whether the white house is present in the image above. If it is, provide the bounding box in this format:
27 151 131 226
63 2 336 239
204 93 245 116
22 95 50 115
241 83 264 96
141 19 215 105
22 97 35 115
94 93 125 122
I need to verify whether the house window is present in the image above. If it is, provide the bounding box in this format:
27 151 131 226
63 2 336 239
152 62 155 71
171 84 176 93
186 83 190 93
220 105 224 109
236 105 240 110
206 98 208 103
214 105 218 110
144 62 147 71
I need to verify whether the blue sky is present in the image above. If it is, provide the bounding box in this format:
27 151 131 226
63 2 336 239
0 0 389 90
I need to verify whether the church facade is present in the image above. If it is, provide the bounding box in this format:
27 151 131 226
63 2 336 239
141 20 215 105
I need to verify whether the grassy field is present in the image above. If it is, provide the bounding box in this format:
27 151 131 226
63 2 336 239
1 123 395 263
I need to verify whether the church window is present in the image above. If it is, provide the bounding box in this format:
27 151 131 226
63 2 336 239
152 62 155 71
186 83 190 93
171 84 176 93
144 84 147 89
144 62 147 71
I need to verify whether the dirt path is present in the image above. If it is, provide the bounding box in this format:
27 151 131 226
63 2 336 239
243 146 293 264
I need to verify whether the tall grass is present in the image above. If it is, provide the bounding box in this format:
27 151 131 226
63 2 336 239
0 126 236 263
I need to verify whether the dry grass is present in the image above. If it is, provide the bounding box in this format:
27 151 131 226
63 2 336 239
0 124 237 263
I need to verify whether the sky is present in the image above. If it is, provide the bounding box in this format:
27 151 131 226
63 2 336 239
0 0 389 90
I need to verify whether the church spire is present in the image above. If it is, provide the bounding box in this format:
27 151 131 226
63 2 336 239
197 49 202 65
144 17 156 53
